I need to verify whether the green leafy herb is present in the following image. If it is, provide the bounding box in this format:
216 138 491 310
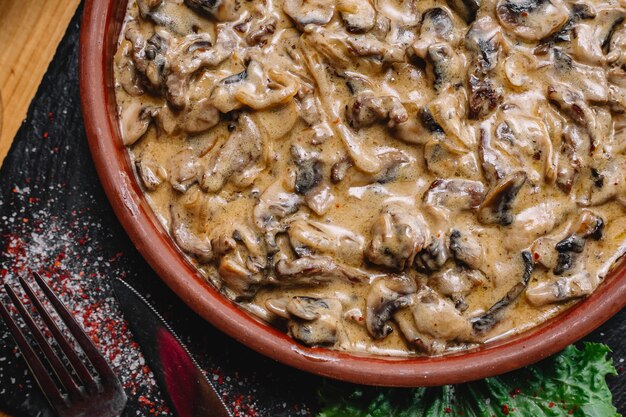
318 343 620 417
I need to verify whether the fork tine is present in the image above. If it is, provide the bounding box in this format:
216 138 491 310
19 276 100 394
32 272 117 381
4 284 83 400
0 297 67 410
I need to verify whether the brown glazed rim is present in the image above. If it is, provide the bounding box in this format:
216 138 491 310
79 0 626 387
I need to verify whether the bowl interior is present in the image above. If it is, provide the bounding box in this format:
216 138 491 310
78 0 626 387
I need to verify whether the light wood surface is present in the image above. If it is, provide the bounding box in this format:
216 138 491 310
0 2 81 414
0 0 81 169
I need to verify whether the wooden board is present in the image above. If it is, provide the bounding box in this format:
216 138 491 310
0 2 81 415
0 0 81 169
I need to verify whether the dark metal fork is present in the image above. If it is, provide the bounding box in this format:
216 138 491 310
0 272 127 417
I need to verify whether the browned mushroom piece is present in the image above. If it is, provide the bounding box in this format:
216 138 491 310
447 0 480 23
213 224 269 299
465 16 503 73
283 0 336 29
526 271 593 306
201 114 264 193
246 17 278 46
168 149 201 192
366 277 417 339
135 158 167 191
420 8 458 44
218 249 266 299
477 171 527 226
471 251 533 334
338 0 376 33
344 150 410 186
366 205 430 271
166 28 237 109
120 102 157 146
449 230 484 270
179 98 220 134
411 286 474 342
496 0 570 41
285 297 343 346
184 0 238 21
288 218 365 261
345 93 408 129
275 255 371 285
427 43 466 91
468 75 502 120
429 267 486 310
170 204 213 263
553 210 604 275
125 24 171 92
115 40 145 97
393 308 447 354
254 180 302 235
547 83 603 151
424 139 481 180
423 179 486 210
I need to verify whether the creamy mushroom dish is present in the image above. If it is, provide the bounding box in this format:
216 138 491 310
114 0 626 356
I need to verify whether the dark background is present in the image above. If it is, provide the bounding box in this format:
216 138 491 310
0 4 624 417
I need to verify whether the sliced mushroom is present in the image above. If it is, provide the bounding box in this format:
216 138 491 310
447 0 480 23
170 204 213 263
411 286 474 342
345 34 408 63
169 149 201 192
179 98 220 134
288 219 365 261
449 230 484 270
246 17 277 46
366 277 417 339
477 171 527 226
275 256 371 284
165 28 236 108
526 272 593 306
424 140 481 181
292 145 324 195
394 308 447 354
465 16 503 73
184 0 238 21
283 0 335 29
338 0 376 33
468 75 502 120
423 179 486 210
496 0 570 41
201 114 264 193
414 234 451 274
345 92 408 129
120 102 158 146
427 43 466 91
413 8 458 59
471 251 533 334
219 249 265 299
346 149 411 186
547 83 603 153
254 180 303 233
553 210 604 275
422 89 474 150
125 25 171 92
429 267 486 310
300 45 382 173
366 205 430 271
286 297 343 346
115 40 145 96
480 106 555 184
136 158 167 191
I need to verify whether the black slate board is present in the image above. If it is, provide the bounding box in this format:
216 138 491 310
0 4 624 417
